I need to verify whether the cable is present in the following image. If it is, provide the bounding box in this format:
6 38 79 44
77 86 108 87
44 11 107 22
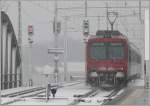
59 12 140 19
29 1 53 13
4 0 150 1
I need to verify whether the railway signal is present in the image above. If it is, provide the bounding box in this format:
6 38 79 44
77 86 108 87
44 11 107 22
28 25 34 35
83 19 89 37
53 20 61 34
28 25 34 87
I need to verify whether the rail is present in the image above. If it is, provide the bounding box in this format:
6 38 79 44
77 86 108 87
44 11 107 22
2 87 45 97
69 88 99 105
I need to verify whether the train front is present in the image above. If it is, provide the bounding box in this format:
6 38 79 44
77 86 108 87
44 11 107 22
86 30 128 87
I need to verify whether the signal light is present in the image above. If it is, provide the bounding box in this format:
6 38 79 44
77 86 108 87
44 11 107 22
83 19 89 37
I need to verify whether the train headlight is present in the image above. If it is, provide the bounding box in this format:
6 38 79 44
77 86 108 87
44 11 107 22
108 67 115 71
116 72 124 78
98 67 107 71
117 67 124 71
108 67 124 71
90 72 98 77
120 67 124 71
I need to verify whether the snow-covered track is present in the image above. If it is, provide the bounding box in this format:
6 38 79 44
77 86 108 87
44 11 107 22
70 86 125 105
2 87 45 97
69 88 99 105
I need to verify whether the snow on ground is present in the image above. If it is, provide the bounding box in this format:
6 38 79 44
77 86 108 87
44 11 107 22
1 97 20 105
2 79 145 105
134 79 144 86
36 83 91 98
78 97 106 105
78 89 113 105
128 78 144 87
1 86 43 96
9 98 73 105
8 83 92 105
55 83 91 98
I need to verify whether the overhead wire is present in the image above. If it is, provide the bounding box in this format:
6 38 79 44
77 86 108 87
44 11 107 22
3 0 150 2
29 1 53 13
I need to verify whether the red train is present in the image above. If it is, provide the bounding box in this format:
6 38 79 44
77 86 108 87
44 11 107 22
86 30 141 87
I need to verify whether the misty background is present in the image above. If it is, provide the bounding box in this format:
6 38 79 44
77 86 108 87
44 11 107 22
2 0 147 86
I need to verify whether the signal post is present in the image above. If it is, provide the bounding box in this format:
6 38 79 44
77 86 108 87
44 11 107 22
28 25 34 86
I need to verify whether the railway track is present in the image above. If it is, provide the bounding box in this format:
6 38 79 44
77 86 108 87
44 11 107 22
1 81 84 105
2 81 125 105
102 86 126 105
2 87 45 98
69 86 124 105
2 81 83 98
69 88 99 105
1 87 45 105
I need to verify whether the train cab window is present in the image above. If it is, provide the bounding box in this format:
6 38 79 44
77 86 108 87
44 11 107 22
90 43 106 60
90 42 124 60
108 43 124 59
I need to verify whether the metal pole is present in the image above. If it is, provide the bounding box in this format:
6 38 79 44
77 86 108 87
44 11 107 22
18 1 21 49
85 0 87 17
98 15 100 30
29 43 33 86
0 0 2 103
148 1 150 105
84 0 88 84
106 3 109 30
18 0 22 87
54 0 59 83
64 16 68 82
144 60 147 88
139 0 142 23
28 42 31 86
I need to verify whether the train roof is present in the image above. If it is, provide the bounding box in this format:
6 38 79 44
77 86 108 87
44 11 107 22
89 30 141 56
96 30 122 36
88 30 128 40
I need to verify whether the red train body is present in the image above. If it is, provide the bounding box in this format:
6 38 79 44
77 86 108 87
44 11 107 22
86 30 141 87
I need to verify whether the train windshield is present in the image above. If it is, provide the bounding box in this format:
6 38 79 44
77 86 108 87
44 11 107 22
90 43 106 60
90 42 124 60
108 43 124 59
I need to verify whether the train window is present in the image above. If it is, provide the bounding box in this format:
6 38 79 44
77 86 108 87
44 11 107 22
108 43 124 59
90 43 106 60
90 42 124 60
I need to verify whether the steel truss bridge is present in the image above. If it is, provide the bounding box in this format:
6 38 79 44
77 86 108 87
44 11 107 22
1 11 22 90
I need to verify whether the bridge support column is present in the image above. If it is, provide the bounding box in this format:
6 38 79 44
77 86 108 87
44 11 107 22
17 65 21 87
2 23 8 89
7 32 12 88
12 47 17 88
